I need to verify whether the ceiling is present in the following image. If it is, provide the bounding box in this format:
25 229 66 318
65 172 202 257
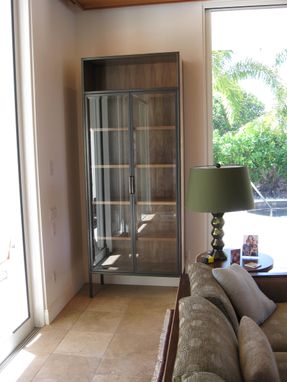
70 0 196 10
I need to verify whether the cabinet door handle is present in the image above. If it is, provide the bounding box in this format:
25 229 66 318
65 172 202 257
129 176 135 194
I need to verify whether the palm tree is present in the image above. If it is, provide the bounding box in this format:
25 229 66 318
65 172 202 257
212 50 286 132
213 49 287 197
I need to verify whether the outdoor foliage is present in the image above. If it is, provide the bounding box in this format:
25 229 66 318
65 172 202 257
214 115 287 197
213 92 265 134
213 50 287 198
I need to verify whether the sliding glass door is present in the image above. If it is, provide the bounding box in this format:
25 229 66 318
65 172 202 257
0 0 33 365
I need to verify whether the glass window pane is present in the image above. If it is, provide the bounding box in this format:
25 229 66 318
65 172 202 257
210 7 287 272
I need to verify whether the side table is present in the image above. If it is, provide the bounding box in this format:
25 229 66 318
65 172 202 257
196 250 273 273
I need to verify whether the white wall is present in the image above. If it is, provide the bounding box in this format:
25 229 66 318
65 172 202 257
30 0 83 322
75 1 209 273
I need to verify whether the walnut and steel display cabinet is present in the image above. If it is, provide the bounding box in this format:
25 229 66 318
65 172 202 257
82 53 182 296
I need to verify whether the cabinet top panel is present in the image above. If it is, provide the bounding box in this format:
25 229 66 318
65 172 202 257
82 52 179 92
71 1 196 10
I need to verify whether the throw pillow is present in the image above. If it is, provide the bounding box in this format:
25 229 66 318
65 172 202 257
238 316 280 382
212 263 276 324
188 263 239 332
172 295 242 382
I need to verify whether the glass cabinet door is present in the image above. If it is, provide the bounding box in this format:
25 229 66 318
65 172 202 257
87 94 134 273
132 92 178 274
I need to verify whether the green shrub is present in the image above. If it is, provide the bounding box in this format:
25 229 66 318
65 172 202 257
214 114 287 197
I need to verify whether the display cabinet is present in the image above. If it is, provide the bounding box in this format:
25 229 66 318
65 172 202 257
82 53 181 291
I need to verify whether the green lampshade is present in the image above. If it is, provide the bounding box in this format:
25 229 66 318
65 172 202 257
186 165 254 213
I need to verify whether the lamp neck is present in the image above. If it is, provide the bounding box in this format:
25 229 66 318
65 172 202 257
210 212 227 260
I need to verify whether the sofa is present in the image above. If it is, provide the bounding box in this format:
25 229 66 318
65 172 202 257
153 263 287 382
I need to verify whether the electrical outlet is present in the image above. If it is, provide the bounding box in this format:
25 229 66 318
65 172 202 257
50 207 57 236
49 160 54 176
50 207 57 220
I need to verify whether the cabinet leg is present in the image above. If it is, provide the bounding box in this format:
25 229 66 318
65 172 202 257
89 273 93 298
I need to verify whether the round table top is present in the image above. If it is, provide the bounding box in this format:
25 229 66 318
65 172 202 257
196 250 273 272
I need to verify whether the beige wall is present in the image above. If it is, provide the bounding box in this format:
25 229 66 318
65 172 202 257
29 0 210 320
30 0 83 322
75 1 209 274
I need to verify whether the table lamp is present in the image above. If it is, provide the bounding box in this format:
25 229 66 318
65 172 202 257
186 164 254 260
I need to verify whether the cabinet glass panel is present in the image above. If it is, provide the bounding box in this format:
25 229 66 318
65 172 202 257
132 92 177 273
136 239 177 274
87 94 133 272
136 203 177 274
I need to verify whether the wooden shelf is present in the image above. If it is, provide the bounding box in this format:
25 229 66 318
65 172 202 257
93 200 176 205
93 201 130 205
136 164 176 168
92 164 175 169
91 127 128 132
135 125 175 131
83 53 179 92
97 235 131 240
92 164 129 169
137 200 176 205
97 235 176 241
90 126 175 132
137 235 176 241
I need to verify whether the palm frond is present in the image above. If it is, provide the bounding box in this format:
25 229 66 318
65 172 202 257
275 49 287 66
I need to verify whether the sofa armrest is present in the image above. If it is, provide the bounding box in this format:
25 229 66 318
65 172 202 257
152 309 174 382
162 273 190 382
253 273 287 302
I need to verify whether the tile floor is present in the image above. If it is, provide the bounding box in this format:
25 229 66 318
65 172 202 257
0 284 177 381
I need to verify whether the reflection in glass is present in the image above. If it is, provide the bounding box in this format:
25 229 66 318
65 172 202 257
87 94 133 272
132 92 178 274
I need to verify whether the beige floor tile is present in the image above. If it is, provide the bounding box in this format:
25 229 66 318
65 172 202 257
104 333 159 359
96 284 140 298
131 287 177 304
49 310 82 330
131 285 177 298
55 331 113 357
72 310 123 334
32 353 101 382
91 374 151 382
96 354 156 379
77 284 112 298
116 311 166 335
23 327 68 355
61 295 91 314
86 296 129 313
93 292 132 305
125 300 174 315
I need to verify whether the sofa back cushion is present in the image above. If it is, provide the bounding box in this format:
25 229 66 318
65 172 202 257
212 264 276 325
188 263 239 332
183 372 226 381
238 316 280 382
261 302 287 352
172 295 242 382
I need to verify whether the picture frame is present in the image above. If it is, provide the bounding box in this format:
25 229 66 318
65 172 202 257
242 235 259 256
230 248 241 265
